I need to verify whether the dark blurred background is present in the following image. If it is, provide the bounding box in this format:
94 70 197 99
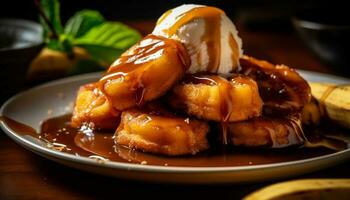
0 0 348 29
0 0 349 79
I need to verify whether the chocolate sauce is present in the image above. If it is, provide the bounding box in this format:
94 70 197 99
1 114 346 167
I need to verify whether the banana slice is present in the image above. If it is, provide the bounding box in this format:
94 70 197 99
115 106 209 156
99 34 190 111
227 114 305 148
71 83 120 130
170 74 263 122
240 56 311 114
244 179 350 200
308 82 350 129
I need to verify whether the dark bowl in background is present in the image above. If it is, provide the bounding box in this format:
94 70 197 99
0 19 43 102
292 10 350 76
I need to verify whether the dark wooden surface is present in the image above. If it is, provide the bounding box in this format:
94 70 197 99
1 21 349 200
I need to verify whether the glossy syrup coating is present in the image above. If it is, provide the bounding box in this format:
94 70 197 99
222 56 312 148
115 104 209 156
71 83 120 130
153 5 242 74
227 114 305 148
99 35 190 111
170 74 263 122
0 114 340 166
156 6 223 72
239 55 312 115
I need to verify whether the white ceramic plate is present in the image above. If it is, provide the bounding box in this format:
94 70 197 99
1 70 350 184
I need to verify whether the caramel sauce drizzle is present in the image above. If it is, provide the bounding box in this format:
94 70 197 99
156 9 173 25
239 56 311 114
0 116 37 137
98 35 189 107
0 114 345 166
158 6 223 73
184 74 234 144
229 33 240 71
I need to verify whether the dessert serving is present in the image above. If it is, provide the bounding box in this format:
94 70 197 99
3 4 349 168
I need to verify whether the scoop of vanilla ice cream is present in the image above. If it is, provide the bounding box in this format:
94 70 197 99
152 4 243 75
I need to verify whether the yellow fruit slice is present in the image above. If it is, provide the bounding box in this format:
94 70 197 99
302 82 350 129
28 47 91 81
244 179 350 200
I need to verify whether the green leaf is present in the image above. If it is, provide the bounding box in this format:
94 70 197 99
59 34 74 56
46 34 74 54
64 10 105 38
46 39 62 50
73 22 141 64
67 59 105 75
39 0 63 39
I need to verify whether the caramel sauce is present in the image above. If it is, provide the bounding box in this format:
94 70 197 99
229 114 306 148
1 115 347 167
183 74 235 144
288 115 308 145
239 57 311 115
183 74 218 85
99 35 190 106
156 9 173 25
158 6 223 73
85 85 108 114
229 33 240 71
0 116 37 137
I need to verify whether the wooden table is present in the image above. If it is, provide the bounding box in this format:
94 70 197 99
1 21 349 200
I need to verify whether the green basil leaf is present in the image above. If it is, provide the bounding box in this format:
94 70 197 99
64 10 105 38
73 22 141 64
39 0 63 39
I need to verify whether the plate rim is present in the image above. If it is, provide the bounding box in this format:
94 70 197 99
1 70 350 174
